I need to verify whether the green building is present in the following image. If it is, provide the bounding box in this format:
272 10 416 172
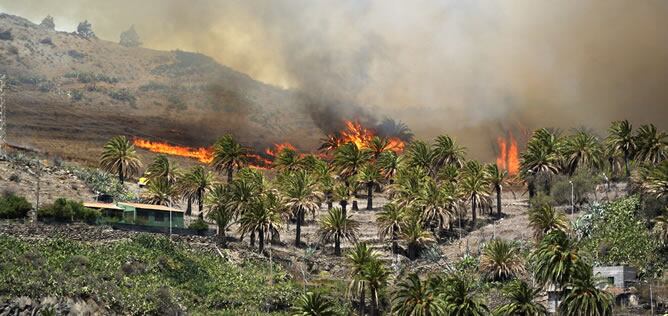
116 202 185 228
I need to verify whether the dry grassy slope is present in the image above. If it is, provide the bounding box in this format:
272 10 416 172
0 13 322 162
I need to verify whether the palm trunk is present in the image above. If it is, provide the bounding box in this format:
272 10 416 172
118 164 124 184
295 207 303 247
327 192 333 210
528 178 536 199
186 196 192 216
334 233 341 256
340 200 347 217
352 200 359 211
391 224 398 254
366 181 373 210
198 190 204 218
218 225 226 246
624 152 630 178
258 227 264 253
471 198 477 226
370 287 378 316
408 242 417 260
226 166 233 184
359 282 366 316
250 230 255 247
496 185 502 218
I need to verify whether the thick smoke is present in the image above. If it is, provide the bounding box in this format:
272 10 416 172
2 0 668 158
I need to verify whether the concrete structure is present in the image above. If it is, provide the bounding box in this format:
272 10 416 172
117 202 185 228
593 265 637 289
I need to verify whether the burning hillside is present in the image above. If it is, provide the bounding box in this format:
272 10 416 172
133 120 407 166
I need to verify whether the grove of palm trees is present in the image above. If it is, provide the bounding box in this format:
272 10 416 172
76 120 667 314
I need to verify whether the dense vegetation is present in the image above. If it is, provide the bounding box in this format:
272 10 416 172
0 234 300 315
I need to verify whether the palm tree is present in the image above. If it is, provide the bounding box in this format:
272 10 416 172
415 178 454 232
389 166 427 208
238 192 283 253
368 136 390 160
99 135 142 184
480 239 524 281
311 159 335 209
634 124 668 164
273 147 301 172
227 177 261 246
378 150 401 184
357 163 383 210
432 134 466 173
529 230 582 287
494 280 547 316
457 161 490 226
292 292 337 316
376 118 414 142
401 215 435 260
528 205 569 240
636 160 668 199
405 140 434 176
281 170 323 247
211 134 248 183
146 154 180 184
563 130 604 176
486 164 508 218
440 273 489 316
606 120 636 177
391 273 444 315
362 259 390 316
332 182 350 216
178 165 213 217
206 184 234 243
520 128 562 197
377 203 406 254
333 142 371 182
560 266 613 316
144 177 176 206
318 207 359 256
347 242 379 315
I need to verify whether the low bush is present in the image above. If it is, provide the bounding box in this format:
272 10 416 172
188 218 209 234
550 171 596 206
37 198 99 223
108 88 136 106
0 194 32 219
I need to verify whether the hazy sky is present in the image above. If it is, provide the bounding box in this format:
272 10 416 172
2 0 668 145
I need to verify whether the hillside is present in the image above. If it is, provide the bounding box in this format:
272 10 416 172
0 13 322 162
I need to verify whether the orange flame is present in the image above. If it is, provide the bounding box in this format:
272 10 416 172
337 121 405 153
265 142 298 157
496 132 519 175
133 138 271 169
131 121 405 169
133 138 213 163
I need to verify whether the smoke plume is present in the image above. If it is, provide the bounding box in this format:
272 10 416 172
2 0 668 158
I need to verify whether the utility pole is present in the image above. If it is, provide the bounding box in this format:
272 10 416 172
569 180 574 215
0 74 6 158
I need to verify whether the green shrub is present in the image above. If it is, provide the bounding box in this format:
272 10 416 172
108 88 136 106
38 198 99 223
530 192 555 209
550 171 596 206
0 194 32 219
188 218 209 234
